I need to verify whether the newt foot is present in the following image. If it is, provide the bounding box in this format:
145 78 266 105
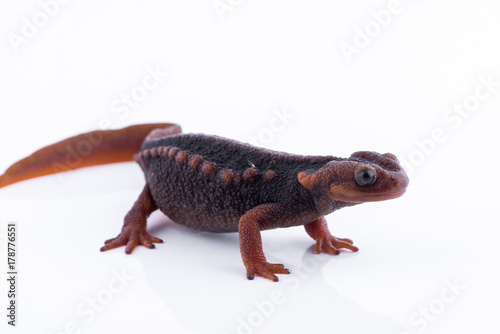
244 261 291 282
100 225 163 254
314 235 359 255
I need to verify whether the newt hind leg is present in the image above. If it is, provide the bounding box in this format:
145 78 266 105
100 185 162 254
304 217 359 255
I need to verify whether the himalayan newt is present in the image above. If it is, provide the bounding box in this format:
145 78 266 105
0 123 409 281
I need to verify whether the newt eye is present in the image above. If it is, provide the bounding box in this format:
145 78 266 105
355 169 376 187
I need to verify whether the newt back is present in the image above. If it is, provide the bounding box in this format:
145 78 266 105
136 133 338 232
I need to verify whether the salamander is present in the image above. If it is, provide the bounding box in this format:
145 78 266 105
0 123 409 281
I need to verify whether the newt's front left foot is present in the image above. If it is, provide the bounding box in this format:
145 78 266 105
244 260 291 282
305 217 359 255
100 224 163 254
313 235 358 255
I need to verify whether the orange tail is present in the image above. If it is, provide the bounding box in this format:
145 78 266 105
0 123 181 189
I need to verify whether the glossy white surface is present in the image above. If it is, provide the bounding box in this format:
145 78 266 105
1 1 499 333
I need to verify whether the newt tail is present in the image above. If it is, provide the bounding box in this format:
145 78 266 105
0 123 181 189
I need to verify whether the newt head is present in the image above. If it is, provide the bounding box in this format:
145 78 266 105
298 151 409 204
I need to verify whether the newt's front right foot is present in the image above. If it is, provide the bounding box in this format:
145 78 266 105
100 224 163 254
244 260 291 282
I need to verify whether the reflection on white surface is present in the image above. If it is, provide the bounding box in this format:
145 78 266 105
138 212 469 334
144 243 407 334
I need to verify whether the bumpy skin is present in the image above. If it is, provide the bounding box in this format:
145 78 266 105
121 130 408 281
138 134 338 232
0 123 409 282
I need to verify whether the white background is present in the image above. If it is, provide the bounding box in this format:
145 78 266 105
1 1 499 333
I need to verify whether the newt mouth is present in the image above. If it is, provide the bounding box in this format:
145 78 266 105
330 188 407 203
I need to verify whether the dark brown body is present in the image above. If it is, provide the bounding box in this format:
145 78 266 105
137 133 350 233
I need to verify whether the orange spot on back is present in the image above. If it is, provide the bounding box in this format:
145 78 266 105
264 170 277 180
189 155 203 169
176 151 188 164
168 147 179 159
202 162 216 175
220 169 234 184
161 146 171 157
243 168 257 181
150 148 158 158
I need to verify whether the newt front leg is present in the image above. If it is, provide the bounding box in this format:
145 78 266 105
304 217 358 255
100 185 163 254
239 204 291 282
